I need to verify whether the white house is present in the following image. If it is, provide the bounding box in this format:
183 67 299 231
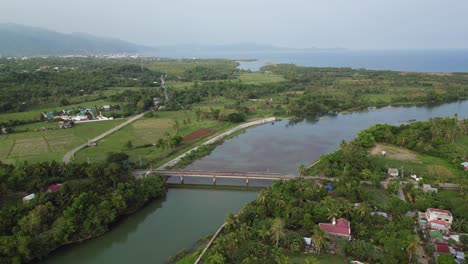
22 193 35 202
388 168 399 178
426 208 453 229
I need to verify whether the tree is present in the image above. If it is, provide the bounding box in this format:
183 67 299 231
124 140 133 149
270 218 285 248
437 253 455 264
298 164 306 177
311 226 327 255
225 213 238 231
304 256 320 264
406 236 418 263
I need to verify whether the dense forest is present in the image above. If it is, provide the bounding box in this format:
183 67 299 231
0 153 166 263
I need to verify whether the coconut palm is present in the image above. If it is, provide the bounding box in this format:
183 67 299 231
298 164 306 177
304 256 320 264
270 218 286 248
406 237 418 263
312 226 327 255
225 213 238 231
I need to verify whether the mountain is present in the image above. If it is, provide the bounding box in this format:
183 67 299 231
0 23 153 56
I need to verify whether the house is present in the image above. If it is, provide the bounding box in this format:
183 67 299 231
42 112 55 119
22 193 35 202
102 105 111 111
319 218 351 240
461 161 468 171
48 183 62 192
426 208 453 229
422 184 438 193
371 211 391 220
435 243 450 254
388 168 399 178
303 237 311 246
410 174 422 181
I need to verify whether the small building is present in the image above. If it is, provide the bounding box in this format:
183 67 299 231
371 211 391 220
461 161 468 171
319 218 351 240
422 184 438 193
303 237 311 246
388 168 399 178
42 112 55 119
102 105 111 111
48 183 62 192
410 174 422 181
22 193 35 202
426 208 453 229
435 243 450 254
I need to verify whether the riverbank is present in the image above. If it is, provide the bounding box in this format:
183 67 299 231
158 117 276 170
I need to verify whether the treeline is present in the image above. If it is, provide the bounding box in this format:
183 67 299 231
203 179 415 263
0 153 166 263
0 60 163 113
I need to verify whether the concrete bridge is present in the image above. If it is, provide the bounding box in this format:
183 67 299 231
134 169 336 184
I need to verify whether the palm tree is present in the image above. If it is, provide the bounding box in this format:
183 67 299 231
312 226 327 255
257 190 269 205
451 218 467 233
406 237 418 263
356 202 372 218
304 256 320 264
327 204 341 221
298 164 306 177
270 218 286 248
225 213 238 231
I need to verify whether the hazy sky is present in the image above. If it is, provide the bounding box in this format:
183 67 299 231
2 0 468 49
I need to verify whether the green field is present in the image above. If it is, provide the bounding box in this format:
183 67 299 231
238 72 286 84
73 111 234 167
0 119 126 164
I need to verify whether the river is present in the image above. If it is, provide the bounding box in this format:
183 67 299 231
40 100 467 264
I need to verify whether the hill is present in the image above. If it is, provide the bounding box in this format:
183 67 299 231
0 23 153 56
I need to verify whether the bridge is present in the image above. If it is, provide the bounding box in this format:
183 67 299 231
134 169 336 184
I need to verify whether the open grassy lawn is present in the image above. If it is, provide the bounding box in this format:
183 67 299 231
238 72 286 84
73 111 234 167
0 99 116 123
361 185 392 208
288 254 348 264
0 119 126 164
369 144 463 183
437 189 468 219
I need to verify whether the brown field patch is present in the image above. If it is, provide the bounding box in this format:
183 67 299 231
183 128 214 141
370 144 420 162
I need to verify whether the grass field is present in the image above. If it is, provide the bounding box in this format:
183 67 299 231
361 185 392 208
369 144 463 183
238 72 286 84
73 111 234 167
0 119 126 164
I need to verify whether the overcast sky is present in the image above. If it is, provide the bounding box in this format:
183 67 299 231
1 0 468 49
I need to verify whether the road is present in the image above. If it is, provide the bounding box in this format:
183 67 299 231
63 113 145 163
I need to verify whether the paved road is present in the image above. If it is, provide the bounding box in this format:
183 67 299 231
63 113 145 163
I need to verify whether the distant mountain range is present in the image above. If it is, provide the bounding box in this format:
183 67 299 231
0 23 346 57
0 23 154 56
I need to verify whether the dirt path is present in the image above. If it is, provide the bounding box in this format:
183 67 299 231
63 113 145 163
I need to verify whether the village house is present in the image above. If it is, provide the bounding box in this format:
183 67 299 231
319 218 351 240
387 168 399 178
426 208 453 228
461 161 468 171
48 183 62 192
422 184 438 193
22 193 35 202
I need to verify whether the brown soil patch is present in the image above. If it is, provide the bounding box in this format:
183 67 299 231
370 144 421 162
183 128 214 141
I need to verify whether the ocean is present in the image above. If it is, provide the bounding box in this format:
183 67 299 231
154 49 468 73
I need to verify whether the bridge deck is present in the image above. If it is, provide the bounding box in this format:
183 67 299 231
144 169 297 180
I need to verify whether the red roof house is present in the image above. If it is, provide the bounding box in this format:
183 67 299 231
48 183 62 192
319 218 351 240
435 243 450 253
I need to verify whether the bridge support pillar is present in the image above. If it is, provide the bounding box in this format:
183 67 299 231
213 176 216 184
246 177 249 185
180 176 184 184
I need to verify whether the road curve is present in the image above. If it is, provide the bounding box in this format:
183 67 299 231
63 113 145 163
